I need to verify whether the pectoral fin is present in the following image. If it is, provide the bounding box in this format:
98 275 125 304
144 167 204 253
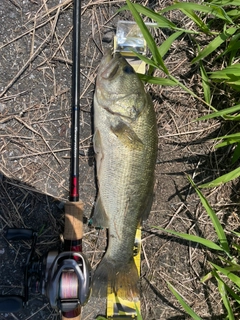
92 195 109 228
110 121 143 150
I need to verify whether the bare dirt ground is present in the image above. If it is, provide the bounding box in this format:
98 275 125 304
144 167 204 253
1 1 239 319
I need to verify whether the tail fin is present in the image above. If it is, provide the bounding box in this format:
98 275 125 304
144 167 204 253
92 256 139 301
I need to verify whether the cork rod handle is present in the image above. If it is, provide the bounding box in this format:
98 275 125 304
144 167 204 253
62 312 81 320
64 201 83 241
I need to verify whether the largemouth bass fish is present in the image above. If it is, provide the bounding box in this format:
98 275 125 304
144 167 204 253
92 50 158 300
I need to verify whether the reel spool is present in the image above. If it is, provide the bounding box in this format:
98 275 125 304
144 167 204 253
60 271 79 300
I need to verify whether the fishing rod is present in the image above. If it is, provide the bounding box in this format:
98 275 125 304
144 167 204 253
0 1 91 318
62 0 92 318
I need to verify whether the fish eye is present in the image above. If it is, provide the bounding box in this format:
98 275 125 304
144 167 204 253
123 65 134 74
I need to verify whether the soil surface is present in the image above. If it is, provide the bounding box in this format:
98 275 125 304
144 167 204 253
0 1 239 320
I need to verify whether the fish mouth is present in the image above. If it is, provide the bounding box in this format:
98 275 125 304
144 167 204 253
99 51 122 80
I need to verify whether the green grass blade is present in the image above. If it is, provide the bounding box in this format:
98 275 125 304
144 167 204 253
188 176 229 253
225 284 240 306
221 33 240 64
199 60 211 104
138 74 177 86
161 2 210 13
212 270 235 320
135 303 142 320
227 79 240 85
120 3 177 29
207 3 233 23
232 143 240 164
192 27 237 64
201 270 214 283
227 8 240 18
120 3 199 34
167 283 202 320
210 63 240 88
153 226 224 251
224 115 240 121
197 104 240 120
217 256 240 271
167 73 217 111
227 36 240 53
232 230 240 237
158 31 183 58
214 132 240 141
213 134 240 149
233 245 240 256
211 262 240 288
161 2 233 22
210 63 240 79
215 139 240 149
130 51 159 69
219 282 235 320
199 167 240 188
215 141 235 149
125 0 168 74
232 242 240 253
181 8 210 33
211 0 240 6
227 82 240 91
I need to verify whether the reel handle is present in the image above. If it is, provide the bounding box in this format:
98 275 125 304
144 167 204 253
0 295 23 312
6 228 34 241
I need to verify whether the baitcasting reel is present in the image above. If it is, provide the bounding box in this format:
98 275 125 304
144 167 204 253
0 228 91 314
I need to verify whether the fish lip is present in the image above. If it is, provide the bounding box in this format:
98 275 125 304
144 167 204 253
99 51 122 80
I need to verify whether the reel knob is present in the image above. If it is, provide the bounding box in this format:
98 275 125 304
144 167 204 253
0 296 24 313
